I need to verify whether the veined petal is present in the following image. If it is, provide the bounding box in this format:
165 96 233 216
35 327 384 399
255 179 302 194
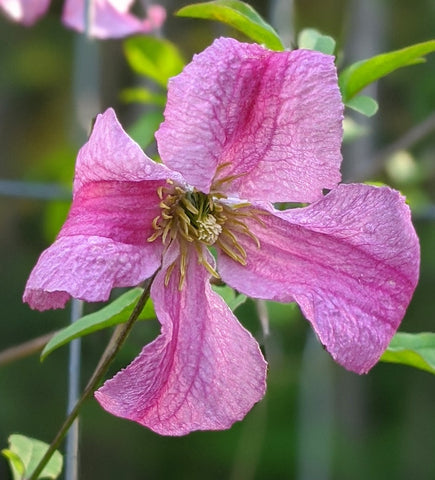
23 118 171 311
95 243 267 435
62 0 165 39
61 179 164 245
23 235 162 310
156 37 342 202
0 0 50 25
218 184 420 374
73 108 181 193
24 180 164 310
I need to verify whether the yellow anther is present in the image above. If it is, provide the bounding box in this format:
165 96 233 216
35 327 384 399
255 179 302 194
175 206 192 225
181 196 199 215
149 181 265 288
152 215 161 229
195 243 220 279
164 262 176 286
217 239 247 266
162 222 173 244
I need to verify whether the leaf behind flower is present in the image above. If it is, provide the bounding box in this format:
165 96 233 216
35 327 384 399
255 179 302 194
380 332 435 375
41 288 155 361
177 0 284 51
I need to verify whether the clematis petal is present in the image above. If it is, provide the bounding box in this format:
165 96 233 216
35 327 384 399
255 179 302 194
95 243 267 435
24 181 165 310
62 0 165 39
23 109 178 311
24 178 165 310
23 235 162 310
0 0 50 25
156 37 342 203
73 108 181 193
61 180 164 244
218 184 420 374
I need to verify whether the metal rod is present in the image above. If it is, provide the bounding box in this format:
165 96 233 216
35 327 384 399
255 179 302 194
0 180 70 200
65 0 100 477
65 300 83 480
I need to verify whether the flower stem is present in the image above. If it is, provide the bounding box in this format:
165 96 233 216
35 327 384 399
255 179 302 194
27 276 156 480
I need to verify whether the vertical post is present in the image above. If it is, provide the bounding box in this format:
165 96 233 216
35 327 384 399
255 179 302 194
342 0 386 181
65 299 83 480
269 0 294 48
297 332 334 480
65 1 100 478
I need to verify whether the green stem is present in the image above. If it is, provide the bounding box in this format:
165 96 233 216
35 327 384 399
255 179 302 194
27 276 155 480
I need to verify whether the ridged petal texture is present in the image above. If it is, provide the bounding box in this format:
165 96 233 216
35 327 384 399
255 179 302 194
95 244 267 435
23 109 178 310
22 37 420 436
156 37 343 203
218 184 420 373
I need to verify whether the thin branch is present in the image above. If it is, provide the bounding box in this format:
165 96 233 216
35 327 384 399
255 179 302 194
374 111 435 165
0 331 57 367
255 299 270 358
27 276 156 480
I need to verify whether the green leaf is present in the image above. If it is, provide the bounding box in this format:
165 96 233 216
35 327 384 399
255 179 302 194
345 95 379 117
123 36 185 87
127 110 164 149
212 284 247 311
297 28 336 55
380 332 435 375
120 87 166 107
339 39 435 102
41 288 155 360
2 434 63 480
1 449 25 480
176 0 284 51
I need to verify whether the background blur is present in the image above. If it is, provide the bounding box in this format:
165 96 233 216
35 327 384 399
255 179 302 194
1 0 434 479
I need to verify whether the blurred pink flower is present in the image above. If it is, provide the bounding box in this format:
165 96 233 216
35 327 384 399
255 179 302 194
23 38 419 435
0 0 165 38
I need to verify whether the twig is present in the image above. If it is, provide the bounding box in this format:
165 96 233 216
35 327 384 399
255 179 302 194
374 111 435 165
27 276 156 480
0 331 57 367
255 299 270 359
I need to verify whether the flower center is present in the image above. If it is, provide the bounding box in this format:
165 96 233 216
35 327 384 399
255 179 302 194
148 179 263 288
197 214 222 244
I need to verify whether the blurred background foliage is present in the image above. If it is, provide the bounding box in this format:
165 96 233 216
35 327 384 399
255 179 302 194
0 0 434 479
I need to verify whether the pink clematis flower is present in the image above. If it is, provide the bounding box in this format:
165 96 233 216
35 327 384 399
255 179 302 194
0 0 165 38
23 38 419 435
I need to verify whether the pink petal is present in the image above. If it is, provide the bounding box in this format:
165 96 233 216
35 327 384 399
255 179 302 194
23 236 162 310
95 243 267 435
24 179 164 309
156 37 342 202
62 0 165 39
218 184 420 374
73 108 181 193
23 109 176 311
61 180 164 245
0 0 50 25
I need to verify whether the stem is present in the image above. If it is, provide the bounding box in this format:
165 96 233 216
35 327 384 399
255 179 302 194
27 277 155 480
0 331 57 367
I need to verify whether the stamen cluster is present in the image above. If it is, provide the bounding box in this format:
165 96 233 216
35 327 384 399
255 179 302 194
148 179 262 288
